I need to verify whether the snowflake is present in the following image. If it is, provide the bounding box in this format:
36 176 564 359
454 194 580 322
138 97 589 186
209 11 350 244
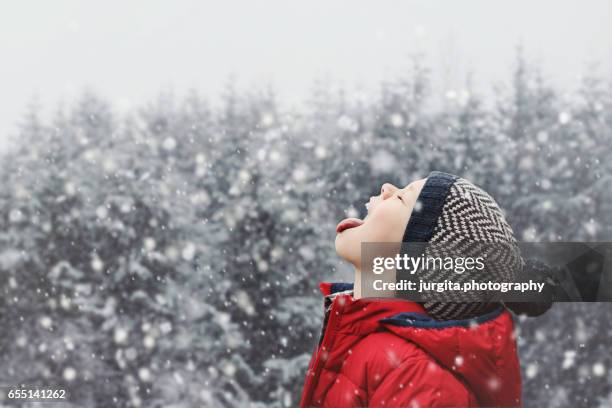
526 363 538 378
83 149 97 162
584 219 598 236
389 113 404 128
226 333 241 348
16 336 27 347
346 206 359 218
314 146 327 159
14 185 30 199
238 170 251 183
386 349 401 367
195 153 206 164
102 158 116 172
60 296 71 310
165 246 179 261
174 371 185 385
575 318 588 343
162 137 177 151
64 337 75 351
0 249 22 270
114 327 128 344
593 362 606 377
457 90 471 107
292 166 308 182
195 165 207 177
487 376 501 391
64 182 76 196
200 389 213 403
270 247 284 260
143 335 155 349
522 226 538 242
63 367 77 382
182 243 196 261
413 200 423 213
558 112 572 125
138 367 152 382
299 246 315 261
337 115 359 132
39 316 52 329
9 209 22 223
222 361 237 377
143 237 156 251
369 150 396 174
562 350 576 369
95 206 108 219
160 321 173 334
91 256 104 272
235 290 255 316
257 259 269 272
536 131 548 143
519 156 533 170
269 150 281 162
256 148 267 161
261 113 275 127
283 392 292 407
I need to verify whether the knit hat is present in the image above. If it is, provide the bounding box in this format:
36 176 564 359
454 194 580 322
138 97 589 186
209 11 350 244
401 171 553 320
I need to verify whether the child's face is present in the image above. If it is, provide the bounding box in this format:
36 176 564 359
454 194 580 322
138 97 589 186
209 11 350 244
335 178 427 268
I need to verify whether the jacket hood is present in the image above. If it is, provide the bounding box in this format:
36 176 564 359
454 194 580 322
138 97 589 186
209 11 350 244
318 282 520 407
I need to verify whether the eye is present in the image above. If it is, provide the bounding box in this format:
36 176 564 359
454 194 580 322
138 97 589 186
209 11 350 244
397 195 404 202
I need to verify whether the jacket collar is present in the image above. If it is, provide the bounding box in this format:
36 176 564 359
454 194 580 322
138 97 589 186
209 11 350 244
317 282 429 331
318 282 354 297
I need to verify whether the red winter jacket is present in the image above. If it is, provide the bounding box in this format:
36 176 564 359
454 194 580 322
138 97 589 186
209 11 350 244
299 283 522 408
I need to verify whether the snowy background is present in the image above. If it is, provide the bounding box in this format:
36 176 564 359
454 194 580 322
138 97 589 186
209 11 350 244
1 1 612 407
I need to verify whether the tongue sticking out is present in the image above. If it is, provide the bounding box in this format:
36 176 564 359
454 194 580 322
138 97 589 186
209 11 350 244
336 218 364 233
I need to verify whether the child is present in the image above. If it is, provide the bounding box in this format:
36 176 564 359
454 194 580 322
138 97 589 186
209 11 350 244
299 171 551 408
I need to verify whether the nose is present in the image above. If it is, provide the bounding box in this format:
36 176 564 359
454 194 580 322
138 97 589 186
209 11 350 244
380 183 398 199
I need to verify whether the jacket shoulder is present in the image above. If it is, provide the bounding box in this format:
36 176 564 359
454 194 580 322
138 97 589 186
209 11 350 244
340 331 475 407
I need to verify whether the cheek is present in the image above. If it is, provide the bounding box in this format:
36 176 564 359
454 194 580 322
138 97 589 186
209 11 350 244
363 204 410 243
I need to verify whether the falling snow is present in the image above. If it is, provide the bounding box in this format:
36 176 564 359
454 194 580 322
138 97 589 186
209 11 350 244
1 55 611 407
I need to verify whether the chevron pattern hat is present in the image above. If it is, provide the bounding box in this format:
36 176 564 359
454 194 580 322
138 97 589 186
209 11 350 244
402 171 550 320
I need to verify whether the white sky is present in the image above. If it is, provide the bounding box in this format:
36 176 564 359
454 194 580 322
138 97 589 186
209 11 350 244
1 0 611 149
